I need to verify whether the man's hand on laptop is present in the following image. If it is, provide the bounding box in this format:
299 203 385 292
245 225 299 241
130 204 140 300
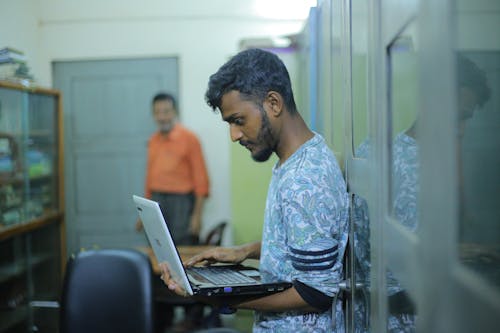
185 242 261 267
158 261 261 310
159 262 189 297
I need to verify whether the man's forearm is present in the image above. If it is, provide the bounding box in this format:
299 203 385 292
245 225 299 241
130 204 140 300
192 195 205 218
237 241 261 260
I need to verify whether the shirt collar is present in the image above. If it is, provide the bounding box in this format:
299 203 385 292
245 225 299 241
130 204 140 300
272 132 322 174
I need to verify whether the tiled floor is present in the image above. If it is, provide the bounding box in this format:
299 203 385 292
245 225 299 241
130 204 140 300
163 307 254 333
222 310 254 332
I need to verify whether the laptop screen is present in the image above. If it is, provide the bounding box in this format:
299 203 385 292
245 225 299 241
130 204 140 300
133 195 194 295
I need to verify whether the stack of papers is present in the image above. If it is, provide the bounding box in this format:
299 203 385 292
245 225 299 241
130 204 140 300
0 47 34 83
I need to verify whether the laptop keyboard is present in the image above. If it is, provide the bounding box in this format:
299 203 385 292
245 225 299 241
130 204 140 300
191 267 257 285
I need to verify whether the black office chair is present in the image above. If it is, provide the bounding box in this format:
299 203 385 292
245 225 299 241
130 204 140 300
60 248 154 333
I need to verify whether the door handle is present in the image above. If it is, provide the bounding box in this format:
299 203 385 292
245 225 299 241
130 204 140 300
331 279 365 329
339 278 364 292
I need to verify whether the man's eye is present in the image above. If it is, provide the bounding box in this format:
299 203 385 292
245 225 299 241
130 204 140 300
234 118 244 126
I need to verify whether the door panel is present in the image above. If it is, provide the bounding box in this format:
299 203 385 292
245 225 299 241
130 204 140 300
348 0 420 331
53 57 178 253
327 0 500 331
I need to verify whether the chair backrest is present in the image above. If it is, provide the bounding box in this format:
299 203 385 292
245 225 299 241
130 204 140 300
60 248 154 333
204 221 227 246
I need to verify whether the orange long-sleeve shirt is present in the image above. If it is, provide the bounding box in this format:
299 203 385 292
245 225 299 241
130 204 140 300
145 124 209 198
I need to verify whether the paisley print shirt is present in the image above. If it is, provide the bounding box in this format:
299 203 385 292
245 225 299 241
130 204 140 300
255 133 349 333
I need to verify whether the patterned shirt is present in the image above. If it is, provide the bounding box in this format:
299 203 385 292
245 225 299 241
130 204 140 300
256 133 349 333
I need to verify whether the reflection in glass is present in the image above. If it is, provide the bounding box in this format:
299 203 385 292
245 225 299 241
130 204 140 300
353 155 417 332
27 94 58 219
386 21 419 332
455 0 500 290
388 24 419 232
456 52 499 288
0 89 26 227
352 194 371 333
352 23 420 323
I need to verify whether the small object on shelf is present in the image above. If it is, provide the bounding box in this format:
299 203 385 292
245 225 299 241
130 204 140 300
0 47 27 64
27 149 51 178
0 47 35 85
0 133 21 181
1 209 22 226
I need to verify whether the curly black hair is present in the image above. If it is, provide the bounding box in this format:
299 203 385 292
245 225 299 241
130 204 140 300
205 48 297 114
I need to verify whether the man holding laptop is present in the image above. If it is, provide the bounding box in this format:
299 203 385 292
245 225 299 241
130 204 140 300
158 49 349 332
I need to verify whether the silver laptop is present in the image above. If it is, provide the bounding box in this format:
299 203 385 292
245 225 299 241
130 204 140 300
133 195 291 297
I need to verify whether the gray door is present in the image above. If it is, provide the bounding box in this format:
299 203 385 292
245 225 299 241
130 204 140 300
53 57 178 253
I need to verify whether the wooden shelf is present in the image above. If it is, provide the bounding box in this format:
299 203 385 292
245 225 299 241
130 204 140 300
0 175 24 186
0 174 53 186
0 262 26 284
29 174 53 183
0 253 54 284
0 81 60 97
0 211 63 242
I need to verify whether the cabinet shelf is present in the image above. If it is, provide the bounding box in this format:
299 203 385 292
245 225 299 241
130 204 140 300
0 262 26 284
0 253 55 284
29 174 53 183
0 176 25 186
0 174 53 187
0 210 62 242
0 305 28 332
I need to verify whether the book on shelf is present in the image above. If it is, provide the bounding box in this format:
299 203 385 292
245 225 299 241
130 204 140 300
0 47 34 84
0 47 27 64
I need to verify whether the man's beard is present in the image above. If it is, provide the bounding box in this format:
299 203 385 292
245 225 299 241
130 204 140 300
251 108 275 162
159 122 174 134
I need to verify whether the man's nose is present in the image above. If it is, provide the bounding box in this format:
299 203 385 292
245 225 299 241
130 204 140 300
229 124 243 142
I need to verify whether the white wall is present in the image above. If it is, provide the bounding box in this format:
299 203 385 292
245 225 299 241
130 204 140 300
9 0 308 242
0 0 40 77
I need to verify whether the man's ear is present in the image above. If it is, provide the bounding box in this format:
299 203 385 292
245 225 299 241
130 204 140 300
265 91 284 117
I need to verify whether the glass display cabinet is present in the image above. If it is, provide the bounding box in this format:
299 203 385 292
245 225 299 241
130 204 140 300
0 81 64 333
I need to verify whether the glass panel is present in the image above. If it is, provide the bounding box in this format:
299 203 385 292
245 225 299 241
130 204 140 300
386 20 419 331
455 0 500 289
352 0 369 157
27 93 58 219
29 223 61 331
0 88 27 227
388 21 419 233
331 0 345 161
318 0 334 147
0 236 29 332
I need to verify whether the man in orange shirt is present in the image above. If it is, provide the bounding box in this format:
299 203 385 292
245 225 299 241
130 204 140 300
137 92 209 245
137 92 210 333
